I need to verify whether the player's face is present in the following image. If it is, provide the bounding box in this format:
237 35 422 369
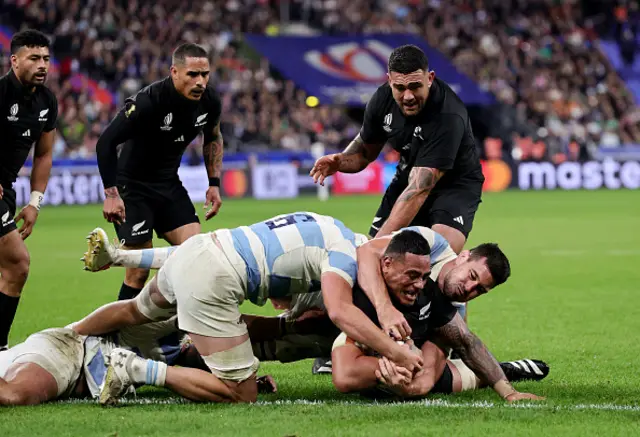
388 70 435 116
11 46 50 87
382 253 431 306
171 57 210 101
441 253 494 302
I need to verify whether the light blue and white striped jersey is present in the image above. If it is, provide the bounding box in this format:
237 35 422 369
398 226 457 280
215 212 359 306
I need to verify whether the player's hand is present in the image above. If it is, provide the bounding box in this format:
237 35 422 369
15 205 38 240
310 153 341 186
392 343 423 374
505 392 546 402
379 304 412 340
256 375 277 394
375 357 413 389
204 186 222 220
103 193 126 225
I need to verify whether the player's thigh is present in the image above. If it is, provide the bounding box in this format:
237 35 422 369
6 328 84 400
154 184 200 244
420 340 448 380
1 362 58 405
115 187 155 247
0 194 28 271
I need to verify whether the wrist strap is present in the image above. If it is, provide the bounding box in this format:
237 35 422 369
209 177 220 187
29 191 44 211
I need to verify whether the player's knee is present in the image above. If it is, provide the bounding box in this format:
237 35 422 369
125 268 150 289
331 366 358 393
1 250 30 289
0 386 31 406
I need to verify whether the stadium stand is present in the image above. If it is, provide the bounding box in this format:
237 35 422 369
1 0 638 163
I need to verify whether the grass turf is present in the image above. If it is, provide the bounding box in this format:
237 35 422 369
2 190 639 436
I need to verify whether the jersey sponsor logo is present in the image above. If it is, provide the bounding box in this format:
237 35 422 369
453 216 464 225
174 135 184 142
383 113 392 132
7 103 18 121
413 126 424 141
195 113 208 127
39 108 49 121
131 220 150 237
419 302 431 320
22 129 30 137
161 113 173 131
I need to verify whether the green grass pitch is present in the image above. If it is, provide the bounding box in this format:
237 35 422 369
2 190 639 436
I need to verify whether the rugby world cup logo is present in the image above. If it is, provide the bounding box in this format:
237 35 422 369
7 103 18 121
161 112 173 131
304 40 393 83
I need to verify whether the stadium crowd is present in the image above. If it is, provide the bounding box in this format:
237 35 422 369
1 0 638 162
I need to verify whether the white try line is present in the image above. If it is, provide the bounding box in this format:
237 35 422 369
59 397 640 412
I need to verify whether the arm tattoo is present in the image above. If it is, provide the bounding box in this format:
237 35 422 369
343 134 379 161
398 167 443 202
203 123 224 178
435 314 511 388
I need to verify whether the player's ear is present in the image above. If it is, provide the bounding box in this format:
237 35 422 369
427 71 435 86
456 250 471 264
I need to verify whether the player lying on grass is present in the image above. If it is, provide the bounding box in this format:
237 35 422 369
82 224 546 402
72 213 424 405
0 316 276 406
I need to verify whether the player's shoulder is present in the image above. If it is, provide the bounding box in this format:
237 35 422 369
369 82 394 107
432 78 468 120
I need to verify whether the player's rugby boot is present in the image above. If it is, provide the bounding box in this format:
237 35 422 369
500 359 549 382
99 348 137 406
82 228 119 272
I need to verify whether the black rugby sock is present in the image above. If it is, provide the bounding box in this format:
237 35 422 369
0 292 20 347
118 283 143 301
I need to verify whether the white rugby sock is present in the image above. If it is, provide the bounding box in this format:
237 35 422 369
127 355 167 387
114 247 178 270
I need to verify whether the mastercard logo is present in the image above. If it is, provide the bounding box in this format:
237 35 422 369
222 170 248 198
481 160 512 192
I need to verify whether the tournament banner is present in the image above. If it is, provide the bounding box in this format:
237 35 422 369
516 160 640 190
14 165 251 206
332 161 383 195
245 34 494 107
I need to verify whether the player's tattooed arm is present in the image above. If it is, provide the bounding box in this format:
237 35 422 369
433 313 517 399
338 134 385 173
203 121 224 179
375 167 444 236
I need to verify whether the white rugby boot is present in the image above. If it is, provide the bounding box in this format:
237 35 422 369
82 228 119 272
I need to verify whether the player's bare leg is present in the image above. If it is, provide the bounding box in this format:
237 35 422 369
162 222 201 246
0 363 58 406
0 230 30 349
72 276 171 336
331 338 382 393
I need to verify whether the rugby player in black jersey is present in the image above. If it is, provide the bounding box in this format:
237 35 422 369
96 43 224 302
0 30 58 350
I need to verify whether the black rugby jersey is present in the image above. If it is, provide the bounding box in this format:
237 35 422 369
0 70 58 187
96 77 222 188
360 78 484 192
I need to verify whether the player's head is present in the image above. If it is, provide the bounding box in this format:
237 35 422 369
387 45 435 117
10 29 51 88
170 43 210 101
440 243 511 302
381 230 431 306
